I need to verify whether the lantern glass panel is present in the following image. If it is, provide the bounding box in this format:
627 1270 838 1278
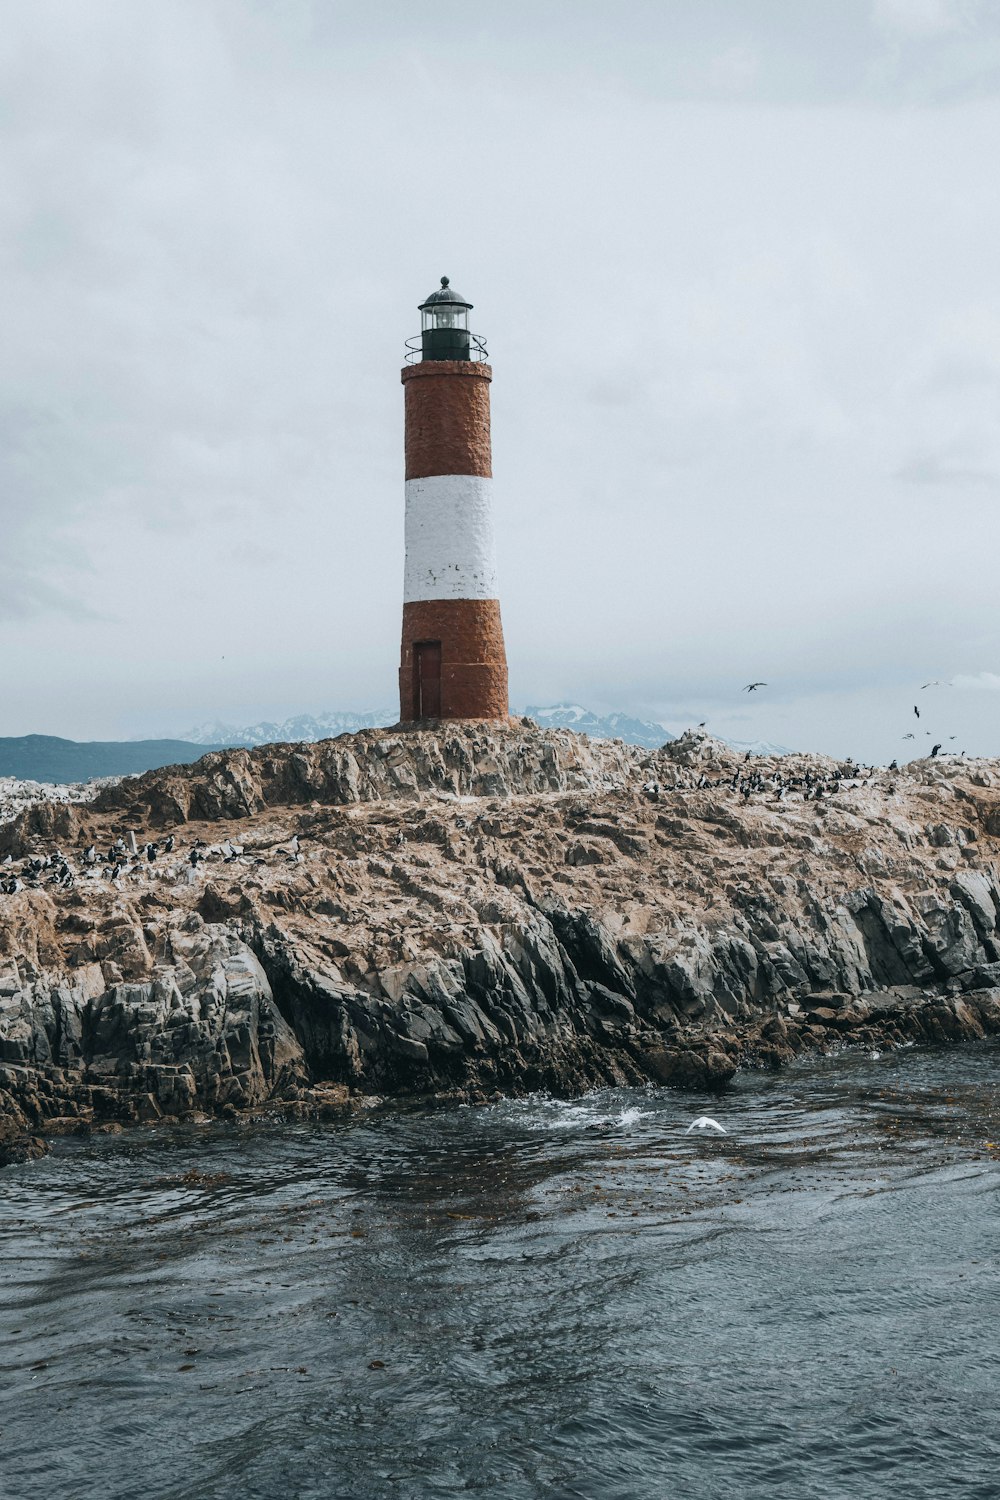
423 303 468 331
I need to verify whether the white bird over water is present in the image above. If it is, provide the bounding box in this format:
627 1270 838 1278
685 1116 727 1135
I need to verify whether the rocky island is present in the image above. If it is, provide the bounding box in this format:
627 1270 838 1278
2 723 999 1164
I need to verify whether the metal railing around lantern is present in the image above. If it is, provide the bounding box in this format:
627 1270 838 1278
404 331 489 364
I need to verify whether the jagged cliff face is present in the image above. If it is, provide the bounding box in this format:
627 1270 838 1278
2 724 1000 1159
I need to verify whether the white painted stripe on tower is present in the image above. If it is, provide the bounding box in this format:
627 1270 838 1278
404 474 499 603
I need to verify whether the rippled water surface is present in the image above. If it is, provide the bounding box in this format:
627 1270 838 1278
2 1043 999 1500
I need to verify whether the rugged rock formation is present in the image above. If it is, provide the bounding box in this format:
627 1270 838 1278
2 723 1000 1160
0 774 102 827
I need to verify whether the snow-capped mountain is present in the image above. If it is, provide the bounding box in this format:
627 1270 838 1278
172 704 674 751
726 738 793 757
172 706 788 757
524 704 674 750
177 710 397 747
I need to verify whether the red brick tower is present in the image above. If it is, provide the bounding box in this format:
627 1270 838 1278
399 278 509 722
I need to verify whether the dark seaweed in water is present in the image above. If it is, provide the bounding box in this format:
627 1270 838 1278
1 1042 998 1500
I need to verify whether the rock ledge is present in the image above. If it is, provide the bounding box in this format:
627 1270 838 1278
2 725 999 1160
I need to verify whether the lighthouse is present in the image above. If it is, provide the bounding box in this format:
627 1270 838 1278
399 278 509 723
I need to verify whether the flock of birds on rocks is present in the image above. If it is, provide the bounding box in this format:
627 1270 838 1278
0 748 882 900
0 830 307 897
0 676 979 904
641 760 886 804
0 750 916 903
635 675 976 810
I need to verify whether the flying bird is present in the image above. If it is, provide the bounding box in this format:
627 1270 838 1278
686 1116 727 1135
743 682 767 692
913 705 920 717
921 680 951 688
902 732 915 739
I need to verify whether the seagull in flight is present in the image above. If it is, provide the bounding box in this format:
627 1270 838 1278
743 682 767 692
921 680 951 689
686 1116 728 1135
902 733 915 739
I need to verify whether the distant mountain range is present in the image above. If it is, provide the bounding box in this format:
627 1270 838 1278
177 710 396 747
0 734 230 785
727 738 792 757
177 704 676 752
524 704 674 750
0 708 784 787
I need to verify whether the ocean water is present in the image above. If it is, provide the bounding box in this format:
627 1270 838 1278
1 1043 998 1500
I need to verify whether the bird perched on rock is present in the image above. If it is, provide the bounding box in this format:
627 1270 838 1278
930 743 942 757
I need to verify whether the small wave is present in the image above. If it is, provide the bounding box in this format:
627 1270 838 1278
491 1095 653 1133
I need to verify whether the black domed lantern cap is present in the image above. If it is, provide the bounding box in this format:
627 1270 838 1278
418 276 473 361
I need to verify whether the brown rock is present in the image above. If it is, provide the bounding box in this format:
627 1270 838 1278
1 724 1000 1151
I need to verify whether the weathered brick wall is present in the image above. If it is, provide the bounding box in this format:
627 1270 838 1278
402 361 492 479
399 599 508 720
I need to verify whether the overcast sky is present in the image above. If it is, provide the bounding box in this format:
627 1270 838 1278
2 0 999 761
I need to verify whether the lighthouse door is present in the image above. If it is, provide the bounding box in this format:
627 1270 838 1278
415 641 442 718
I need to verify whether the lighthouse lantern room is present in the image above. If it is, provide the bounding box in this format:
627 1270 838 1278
419 276 472 361
399 277 509 723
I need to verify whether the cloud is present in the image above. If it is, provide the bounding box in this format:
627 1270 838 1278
0 2 999 764
0 565 99 623
952 672 1000 690
872 0 977 37
894 453 999 486
706 44 760 93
